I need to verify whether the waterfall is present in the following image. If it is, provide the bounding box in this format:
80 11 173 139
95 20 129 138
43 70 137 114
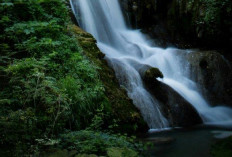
70 0 232 129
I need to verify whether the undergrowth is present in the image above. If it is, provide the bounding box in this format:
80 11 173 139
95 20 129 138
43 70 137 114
0 0 147 156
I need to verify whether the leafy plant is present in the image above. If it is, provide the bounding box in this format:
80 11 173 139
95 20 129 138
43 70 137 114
0 0 111 154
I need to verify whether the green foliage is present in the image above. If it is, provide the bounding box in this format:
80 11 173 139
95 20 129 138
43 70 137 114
162 0 232 46
59 130 144 156
0 0 111 154
0 0 147 156
197 0 232 35
107 147 138 157
175 0 232 37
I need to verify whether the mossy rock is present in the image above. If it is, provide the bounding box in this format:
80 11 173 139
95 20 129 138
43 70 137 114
107 147 138 157
68 25 148 133
143 67 163 84
144 67 163 79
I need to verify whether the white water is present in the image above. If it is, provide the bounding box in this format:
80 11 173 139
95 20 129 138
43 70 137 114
70 0 232 129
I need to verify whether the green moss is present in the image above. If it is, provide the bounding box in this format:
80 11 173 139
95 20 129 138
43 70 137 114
144 67 164 83
69 25 148 133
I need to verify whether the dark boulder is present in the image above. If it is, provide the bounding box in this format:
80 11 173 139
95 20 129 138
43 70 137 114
186 51 232 107
142 68 203 127
154 81 203 127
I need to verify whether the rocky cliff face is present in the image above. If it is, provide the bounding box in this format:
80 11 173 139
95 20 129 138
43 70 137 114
119 0 232 54
119 0 232 107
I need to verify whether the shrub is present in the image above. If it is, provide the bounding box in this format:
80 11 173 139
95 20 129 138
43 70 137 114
60 130 144 156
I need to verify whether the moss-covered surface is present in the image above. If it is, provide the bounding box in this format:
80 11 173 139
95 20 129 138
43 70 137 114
143 67 164 83
68 25 148 133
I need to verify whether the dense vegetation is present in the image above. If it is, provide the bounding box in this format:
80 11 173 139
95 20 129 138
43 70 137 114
167 0 232 48
0 0 147 156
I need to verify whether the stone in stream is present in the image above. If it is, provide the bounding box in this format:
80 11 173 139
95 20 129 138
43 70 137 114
144 67 164 82
142 67 203 127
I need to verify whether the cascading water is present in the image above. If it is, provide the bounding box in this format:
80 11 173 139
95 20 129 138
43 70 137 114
70 0 232 129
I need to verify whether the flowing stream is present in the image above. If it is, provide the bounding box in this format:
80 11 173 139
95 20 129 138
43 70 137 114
70 0 232 129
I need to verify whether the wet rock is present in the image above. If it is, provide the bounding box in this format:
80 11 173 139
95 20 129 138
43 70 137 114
144 67 164 83
155 81 202 127
142 68 203 127
186 51 232 106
